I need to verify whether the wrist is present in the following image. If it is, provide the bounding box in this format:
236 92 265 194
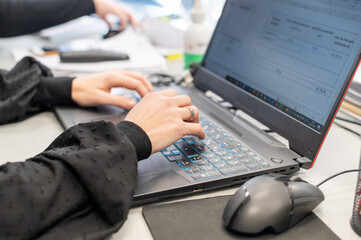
71 77 81 105
93 0 104 16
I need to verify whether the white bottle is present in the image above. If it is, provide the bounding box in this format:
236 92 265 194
184 0 212 69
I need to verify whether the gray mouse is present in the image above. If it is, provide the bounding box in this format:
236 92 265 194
222 174 324 234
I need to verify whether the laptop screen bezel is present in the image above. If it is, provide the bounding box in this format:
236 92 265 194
194 0 361 166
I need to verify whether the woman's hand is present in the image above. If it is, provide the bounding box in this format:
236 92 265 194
71 70 153 109
125 89 206 153
93 0 140 30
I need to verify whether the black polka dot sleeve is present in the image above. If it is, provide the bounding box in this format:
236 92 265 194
0 57 75 124
0 120 152 240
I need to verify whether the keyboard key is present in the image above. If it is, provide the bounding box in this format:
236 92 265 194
221 155 236 162
171 149 181 155
203 123 215 131
220 165 248 175
246 163 262 170
200 119 207 124
260 162 271 168
202 138 216 146
215 127 223 133
228 148 243 154
241 147 250 152
183 136 197 144
206 170 222 178
214 163 228 169
203 153 216 159
222 133 230 138
206 129 217 136
191 173 208 181
166 155 176 161
190 155 203 162
208 158 222 165
216 150 228 157
176 158 196 170
161 149 171 156
254 156 262 161
166 154 183 162
186 168 202 175
214 133 230 141
191 142 208 154
195 160 211 167
191 171 221 181
208 144 222 152
255 157 271 168
239 158 256 164
211 134 225 141
228 138 240 145
218 140 234 150
175 142 198 157
227 160 242 167
248 152 256 157
200 165 216 172
234 153 248 159
235 143 243 149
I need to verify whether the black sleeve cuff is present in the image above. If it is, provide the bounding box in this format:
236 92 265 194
32 76 75 106
117 121 152 160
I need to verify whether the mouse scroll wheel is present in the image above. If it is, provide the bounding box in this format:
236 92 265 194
290 176 305 182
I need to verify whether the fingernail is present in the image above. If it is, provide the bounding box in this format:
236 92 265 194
129 100 136 107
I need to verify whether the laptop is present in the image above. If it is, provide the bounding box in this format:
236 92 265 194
54 0 361 205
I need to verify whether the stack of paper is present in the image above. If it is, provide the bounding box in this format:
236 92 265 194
12 28 167 73
341 65 361 116
39 16 108 43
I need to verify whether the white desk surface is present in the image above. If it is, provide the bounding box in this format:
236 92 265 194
1 36 361 240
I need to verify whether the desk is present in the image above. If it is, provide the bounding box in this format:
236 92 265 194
1 37 361 240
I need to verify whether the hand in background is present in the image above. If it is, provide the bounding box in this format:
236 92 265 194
93 0 140 30
125 89 206 153
72 70 153 109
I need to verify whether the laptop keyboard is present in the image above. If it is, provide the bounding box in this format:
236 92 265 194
161 115 271 181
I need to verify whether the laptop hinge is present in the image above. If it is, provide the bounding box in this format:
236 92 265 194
294 157 312 169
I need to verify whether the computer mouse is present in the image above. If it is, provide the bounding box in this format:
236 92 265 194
222 174 324 234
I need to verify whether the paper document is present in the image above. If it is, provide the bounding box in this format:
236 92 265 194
39 16 108 43
12 28 167 73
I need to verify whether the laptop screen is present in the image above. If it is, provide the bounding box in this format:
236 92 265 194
203 0 361 133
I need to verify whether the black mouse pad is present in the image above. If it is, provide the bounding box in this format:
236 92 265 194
142 195 340 240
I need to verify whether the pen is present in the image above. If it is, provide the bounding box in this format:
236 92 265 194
30 47 59 56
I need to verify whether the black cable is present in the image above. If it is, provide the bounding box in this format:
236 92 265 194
317 169 361 187
147 73 176 87
335 116 361 126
